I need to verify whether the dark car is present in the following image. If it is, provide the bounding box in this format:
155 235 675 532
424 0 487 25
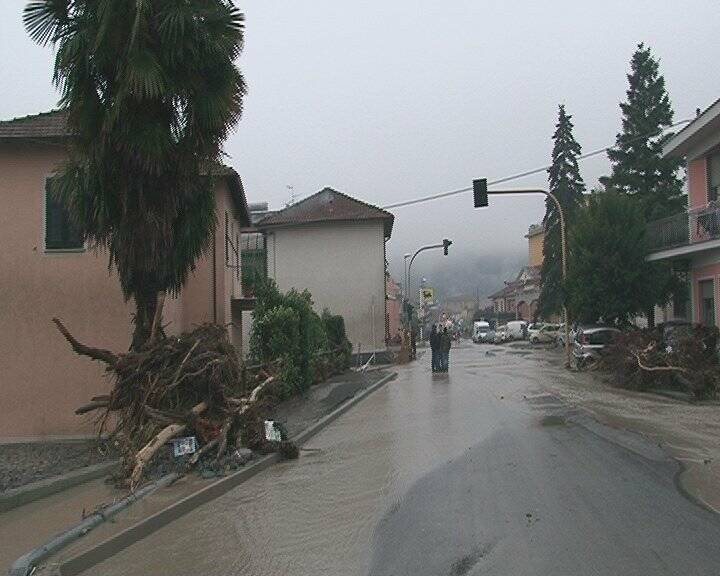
573 326 621 366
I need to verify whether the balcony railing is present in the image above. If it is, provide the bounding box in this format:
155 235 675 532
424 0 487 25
647 203 720 252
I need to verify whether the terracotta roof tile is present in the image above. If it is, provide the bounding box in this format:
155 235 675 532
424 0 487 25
257 187 394 237
0 109 71 139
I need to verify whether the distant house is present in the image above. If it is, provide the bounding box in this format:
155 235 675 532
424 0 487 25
526 223 545 267
488 223 544 320
488 266 541 320
0 110 250 439
256 187 394 358
385 273 402 343
647 98 720 326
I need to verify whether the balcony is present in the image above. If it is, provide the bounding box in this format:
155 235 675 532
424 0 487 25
647 203 720 256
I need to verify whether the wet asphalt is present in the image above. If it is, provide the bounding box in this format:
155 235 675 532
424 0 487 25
80 342 720 576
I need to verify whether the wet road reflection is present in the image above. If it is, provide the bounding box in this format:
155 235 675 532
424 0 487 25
81 343 720 576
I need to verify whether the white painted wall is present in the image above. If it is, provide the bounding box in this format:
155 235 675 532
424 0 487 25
265 221 387 353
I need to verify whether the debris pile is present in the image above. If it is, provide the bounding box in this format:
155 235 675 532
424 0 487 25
54 319 297 489
602 324 720 399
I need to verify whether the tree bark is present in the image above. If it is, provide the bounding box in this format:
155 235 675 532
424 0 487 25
131 289 159 351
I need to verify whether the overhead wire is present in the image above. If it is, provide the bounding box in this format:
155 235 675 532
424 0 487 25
381 118 694 210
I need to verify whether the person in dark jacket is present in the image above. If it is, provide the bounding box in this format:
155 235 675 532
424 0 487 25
429 324 440 372
440 327 452 372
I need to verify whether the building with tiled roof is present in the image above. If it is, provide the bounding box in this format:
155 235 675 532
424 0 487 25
0 109 71 140
0 109 252 438
256 187 394 357
258 187 394 238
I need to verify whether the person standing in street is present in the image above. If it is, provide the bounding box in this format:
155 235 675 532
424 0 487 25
429 324 440 372
440 327 452 372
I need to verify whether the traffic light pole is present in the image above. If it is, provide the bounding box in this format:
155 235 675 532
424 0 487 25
484 188 571 367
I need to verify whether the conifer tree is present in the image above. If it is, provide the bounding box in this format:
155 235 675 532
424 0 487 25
539 105 585 318
602 43 684 221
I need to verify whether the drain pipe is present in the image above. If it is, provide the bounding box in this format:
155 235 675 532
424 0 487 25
212 228 217 323
9 473 180 576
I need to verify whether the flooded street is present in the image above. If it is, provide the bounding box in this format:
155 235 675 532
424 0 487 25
80 343 720 575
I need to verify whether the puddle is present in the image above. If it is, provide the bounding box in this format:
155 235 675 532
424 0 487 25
540 415 566 427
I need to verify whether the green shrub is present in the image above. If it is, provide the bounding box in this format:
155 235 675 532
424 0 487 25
250 279 350 399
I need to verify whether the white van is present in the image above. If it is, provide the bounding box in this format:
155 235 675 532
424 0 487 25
472 320 491 343
505 320 528 340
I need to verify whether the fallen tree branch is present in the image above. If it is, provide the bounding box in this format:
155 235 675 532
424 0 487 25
52 318 118 366
187 435 221 467
632 351 690 373
75 400 110 415
237 376 274 417
215 418 233 462
169 339 201 388
130 401 208 489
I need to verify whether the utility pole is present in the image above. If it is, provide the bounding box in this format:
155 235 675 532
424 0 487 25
472 179 572 368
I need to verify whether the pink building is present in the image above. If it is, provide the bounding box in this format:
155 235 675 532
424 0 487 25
648 98 720 326
385 273 402 343
0 110 250 440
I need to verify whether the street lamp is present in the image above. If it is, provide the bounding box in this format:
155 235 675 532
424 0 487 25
472 179 571 368
403 253 411 300
407 239 452 304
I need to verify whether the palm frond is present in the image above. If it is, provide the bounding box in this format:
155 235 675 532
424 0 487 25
23 0 70 45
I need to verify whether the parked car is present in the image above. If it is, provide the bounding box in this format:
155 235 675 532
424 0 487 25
493 325 508 343
472 320 492 343
506 320 528 340
556 323 577 347
527 323 545 340
530 323 560 344
573 326 621 366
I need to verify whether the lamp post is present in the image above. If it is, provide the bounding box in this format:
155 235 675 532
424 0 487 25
407 239 452 304
403 253 411 301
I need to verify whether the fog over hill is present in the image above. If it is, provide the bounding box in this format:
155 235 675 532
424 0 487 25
389 247 526 304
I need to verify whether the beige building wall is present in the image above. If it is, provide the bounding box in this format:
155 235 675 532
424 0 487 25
0 143 133 439
528 229 544 267
266 221 387 353
0 143 245 439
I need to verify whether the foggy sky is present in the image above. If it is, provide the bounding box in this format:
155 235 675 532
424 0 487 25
2 1 718 299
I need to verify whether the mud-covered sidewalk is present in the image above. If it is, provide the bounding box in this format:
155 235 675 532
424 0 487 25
534 345 720 512
0 367 393 571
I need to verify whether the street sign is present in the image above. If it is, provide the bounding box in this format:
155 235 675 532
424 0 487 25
264 420 283 442
421 287 434 305
172 436 197 457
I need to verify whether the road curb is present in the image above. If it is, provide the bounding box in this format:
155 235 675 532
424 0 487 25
0 460 120 513
35 370 397 576
9 472 180 576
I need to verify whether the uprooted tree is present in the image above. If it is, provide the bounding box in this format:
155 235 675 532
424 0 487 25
601 325 720 400
55 320 294 489
53 280 352 488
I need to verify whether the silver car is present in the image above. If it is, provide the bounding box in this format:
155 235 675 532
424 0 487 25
573 326 621 365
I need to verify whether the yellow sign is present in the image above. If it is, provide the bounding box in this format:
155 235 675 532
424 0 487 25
420 287 434 304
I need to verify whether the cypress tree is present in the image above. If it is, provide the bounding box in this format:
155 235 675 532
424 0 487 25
539 105 585 319
602 43 685 221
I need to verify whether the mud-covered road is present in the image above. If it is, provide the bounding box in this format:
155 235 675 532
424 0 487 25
80 342 720 575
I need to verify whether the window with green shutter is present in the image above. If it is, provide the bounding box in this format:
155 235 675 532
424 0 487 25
45 178 83 250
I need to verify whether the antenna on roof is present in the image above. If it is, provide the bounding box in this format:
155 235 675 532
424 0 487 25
286 184 296 207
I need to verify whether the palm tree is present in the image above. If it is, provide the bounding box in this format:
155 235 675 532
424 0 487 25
24 0 246 349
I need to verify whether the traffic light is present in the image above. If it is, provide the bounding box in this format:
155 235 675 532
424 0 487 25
443 238 452 256
473 178 488 208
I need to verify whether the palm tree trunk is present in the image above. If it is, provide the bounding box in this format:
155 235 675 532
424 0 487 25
131 290 158 351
